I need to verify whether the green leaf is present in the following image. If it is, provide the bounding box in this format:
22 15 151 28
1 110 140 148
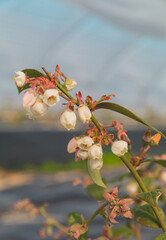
86 183 106 200
138 177 153 191
133 204 165 228
141 158 166 167
113 227 134 239
136 189 164 207
67 212 88 240
17 69 44 93
87 159 106 188
154 233 166 240
68 212 83 226
94 102 166 139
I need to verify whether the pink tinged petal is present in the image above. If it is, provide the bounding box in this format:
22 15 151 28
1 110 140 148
111 187 118 196
109 216 119 224
23 90 37 108
67 137 78 153
119 198 134 206
72 178 83 186
122 210 133 219
103 193 115 203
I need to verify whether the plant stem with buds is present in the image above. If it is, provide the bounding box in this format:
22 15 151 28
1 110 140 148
42 66 166 232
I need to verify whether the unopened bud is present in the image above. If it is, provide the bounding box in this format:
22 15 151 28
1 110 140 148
142 129 151 146
160 171 166 182
13 71 26 87
64 78 77 91
22 90 37 108
150 133 161 147
78 104 91 123
67 137 78 153
125 181 138 195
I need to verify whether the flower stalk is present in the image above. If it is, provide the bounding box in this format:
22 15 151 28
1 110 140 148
42 66 166 233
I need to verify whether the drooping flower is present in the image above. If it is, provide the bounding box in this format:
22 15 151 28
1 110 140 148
77 150 89 160
125 181 138 195
64 78 77 91
89 158 103 170
60 110 76 130
88 144 103 160
77 136 94 150
22 90 37 108
111 140 128 157
67 137 78 153
13 71 26 87
78 104 91 123
42 89 60 107
27 99 47 119
160 171 166 182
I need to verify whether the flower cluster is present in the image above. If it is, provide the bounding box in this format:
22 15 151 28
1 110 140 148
13 68 77 120
67 136 103 170
103 187 134 224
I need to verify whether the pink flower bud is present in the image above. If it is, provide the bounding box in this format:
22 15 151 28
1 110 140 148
22 90 37 108
67 137 78 153
78 104 91 123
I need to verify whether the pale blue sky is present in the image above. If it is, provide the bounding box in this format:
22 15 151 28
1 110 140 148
1 0 166 116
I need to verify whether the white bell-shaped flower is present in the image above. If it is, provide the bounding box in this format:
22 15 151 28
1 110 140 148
77 150 88 160
14 71 26 87
43 89 60 107
88 144 103 160
78 104 91 123
60 110 76 130
77 136 94 150
111 140 128 157
89 159 103 170
64 78 77 91
125 181 138 195
27 99 47 119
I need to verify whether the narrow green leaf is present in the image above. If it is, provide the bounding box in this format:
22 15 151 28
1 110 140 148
113 227 134 239
133 204 165 228
136 189 164 207
154 233 166 240
94 102 166 139
87 159 106 188
141 158 166 167
86 183 106 200
17 69 44 93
